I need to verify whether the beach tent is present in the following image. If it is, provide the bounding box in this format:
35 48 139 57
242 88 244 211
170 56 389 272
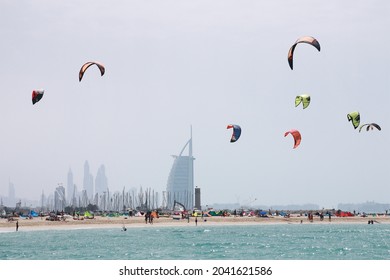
84 211 94 219
335 211 354 217
30 210 39 217
259 211 268 217
279 211 288 217
208 210 223 216
108 212 120 217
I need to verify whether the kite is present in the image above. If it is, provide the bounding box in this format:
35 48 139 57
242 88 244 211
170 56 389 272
284 129 301 149
79 61 105 81
359 123 381 132
288 36 321 70
227 124 241 143
32 89 44 105
295 94 311 109
347 111 360 129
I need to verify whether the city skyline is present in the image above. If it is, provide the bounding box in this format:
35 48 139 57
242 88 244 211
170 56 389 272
0 161 111 207
1 179 390 213
0 1 389 209
0 159 389 212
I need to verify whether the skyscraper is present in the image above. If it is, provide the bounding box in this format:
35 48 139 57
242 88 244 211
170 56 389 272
195 186 201 210
54 184 66 211
166 130 195 210
66 168 74 203
83 160 94 200
95 164 108 195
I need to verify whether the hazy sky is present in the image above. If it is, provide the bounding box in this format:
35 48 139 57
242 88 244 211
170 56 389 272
0 0 389 209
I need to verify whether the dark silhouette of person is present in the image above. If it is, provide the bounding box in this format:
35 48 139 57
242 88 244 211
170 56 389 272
149 213 153 224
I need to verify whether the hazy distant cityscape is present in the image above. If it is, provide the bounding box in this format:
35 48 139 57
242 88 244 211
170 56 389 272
1 135 390 214
1 174 389 213
1 160 164 212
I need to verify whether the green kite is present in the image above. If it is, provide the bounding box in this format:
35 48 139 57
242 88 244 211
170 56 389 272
295 94 310 109
347 111 360 129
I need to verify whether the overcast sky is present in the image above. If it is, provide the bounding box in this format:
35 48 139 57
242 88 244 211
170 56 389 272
0 0 389 209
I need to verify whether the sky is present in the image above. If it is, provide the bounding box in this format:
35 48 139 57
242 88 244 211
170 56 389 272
0 0 389 209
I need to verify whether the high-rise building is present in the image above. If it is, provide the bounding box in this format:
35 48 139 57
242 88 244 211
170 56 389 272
54 185 66 211
95 164 108 195
70 184 78 207
83 160 94 199
66 168 74 204
166 130 195 210
195 186 201 210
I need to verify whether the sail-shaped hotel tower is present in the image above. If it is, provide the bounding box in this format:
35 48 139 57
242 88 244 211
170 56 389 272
166 130 195 210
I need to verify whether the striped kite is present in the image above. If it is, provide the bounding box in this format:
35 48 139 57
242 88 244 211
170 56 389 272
359 123 381 132
288 36 321 70
79 61 105 82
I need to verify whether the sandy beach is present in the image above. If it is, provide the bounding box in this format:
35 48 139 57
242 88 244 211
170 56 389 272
1 214 389 232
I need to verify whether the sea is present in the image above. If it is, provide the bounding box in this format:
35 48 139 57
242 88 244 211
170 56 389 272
1 223 390 260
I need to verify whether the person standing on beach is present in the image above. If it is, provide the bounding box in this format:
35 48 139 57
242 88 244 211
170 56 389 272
16 221 19 232
195 216 198 226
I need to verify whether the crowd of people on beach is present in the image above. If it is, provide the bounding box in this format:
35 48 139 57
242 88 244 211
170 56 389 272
3 206 390 233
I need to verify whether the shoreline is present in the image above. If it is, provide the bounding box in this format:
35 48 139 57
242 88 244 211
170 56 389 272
1 215 389 232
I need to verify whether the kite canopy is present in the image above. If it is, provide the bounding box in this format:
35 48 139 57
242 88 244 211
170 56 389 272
79 61 105 81
284 129 301 149
295 94 310 109
347 111 360 129
288 36 321 70
227 124 241 143
359 123 381 132
32 89 44 105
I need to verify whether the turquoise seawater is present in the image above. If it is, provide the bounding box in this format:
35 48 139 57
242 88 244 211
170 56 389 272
1 224 390 260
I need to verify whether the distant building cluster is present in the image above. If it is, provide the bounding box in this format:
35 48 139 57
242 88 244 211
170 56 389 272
60 161 109 211
0 181 17 207
2 134 390 214
0 181 37 210
1 130 205 213
0 161 111 211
